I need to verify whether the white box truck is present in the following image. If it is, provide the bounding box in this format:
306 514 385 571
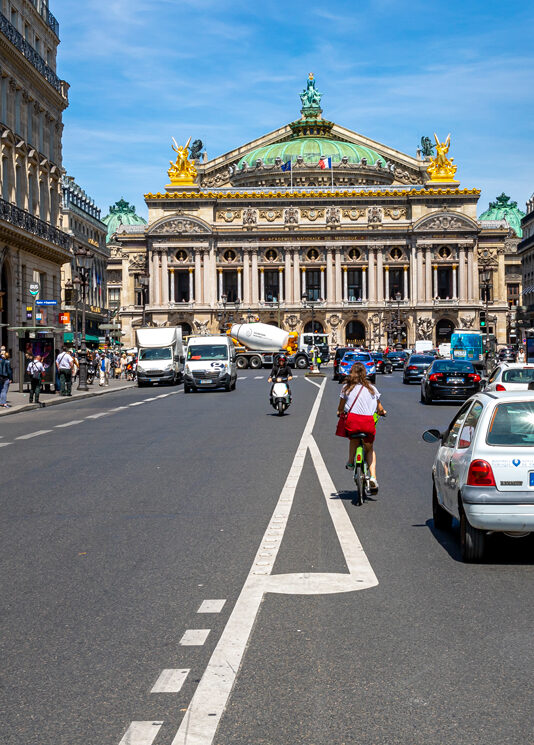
136 327 184 387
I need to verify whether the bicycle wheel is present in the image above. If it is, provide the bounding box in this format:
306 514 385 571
353 464 365 506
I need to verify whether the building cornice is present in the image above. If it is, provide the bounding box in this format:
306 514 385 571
145 187 480 202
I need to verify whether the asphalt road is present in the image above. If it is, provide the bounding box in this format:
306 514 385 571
1 370 534 745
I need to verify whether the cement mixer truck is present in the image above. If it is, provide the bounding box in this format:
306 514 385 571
230 323 313 370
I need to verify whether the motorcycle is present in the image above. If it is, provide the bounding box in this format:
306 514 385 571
270 377 291 416
87 361 96 385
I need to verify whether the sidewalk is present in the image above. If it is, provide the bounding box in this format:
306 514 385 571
0 378 135 417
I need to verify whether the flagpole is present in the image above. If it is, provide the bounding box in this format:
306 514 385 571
290 160 293 192
331 159 334 190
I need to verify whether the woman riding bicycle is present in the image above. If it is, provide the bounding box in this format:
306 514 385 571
336 362 386 491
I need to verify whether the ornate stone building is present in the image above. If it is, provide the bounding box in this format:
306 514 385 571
0 0 70 378
112 76 515 350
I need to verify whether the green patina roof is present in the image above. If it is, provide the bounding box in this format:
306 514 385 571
102 198 147 243
238 138 386 169
479 193 525 237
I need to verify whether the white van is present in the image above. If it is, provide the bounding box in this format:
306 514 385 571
136 327 184 386
184 335 237 392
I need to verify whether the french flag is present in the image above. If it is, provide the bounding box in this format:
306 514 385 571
318 156 332 170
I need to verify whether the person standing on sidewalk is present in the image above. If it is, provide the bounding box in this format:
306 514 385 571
27 355 45 406
56 346 74 396
0 350 13 408
99 353 110 386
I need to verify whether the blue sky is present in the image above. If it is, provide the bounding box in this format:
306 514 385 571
54 0 534 221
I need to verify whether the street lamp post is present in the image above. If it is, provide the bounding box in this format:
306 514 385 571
139 275 149 326
479 267 492 369
72 247 94 391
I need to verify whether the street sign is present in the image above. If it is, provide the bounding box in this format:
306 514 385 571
29 282 40 296
35 299 57 306
59 312 70 324
26 306 33 320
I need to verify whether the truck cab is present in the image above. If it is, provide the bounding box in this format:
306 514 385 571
300 333 330 362
184 335 237 392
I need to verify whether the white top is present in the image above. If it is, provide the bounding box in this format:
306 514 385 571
340 383 380 416
27 360 45 375
56 352 73 370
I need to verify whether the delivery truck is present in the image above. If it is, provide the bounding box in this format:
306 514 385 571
229 322 314 370
136 327 185 386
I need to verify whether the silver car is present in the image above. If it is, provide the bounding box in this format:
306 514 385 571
483 362 534 392
423 391 534 562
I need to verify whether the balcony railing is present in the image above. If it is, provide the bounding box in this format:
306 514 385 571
0 197 71 250
0 12 64 95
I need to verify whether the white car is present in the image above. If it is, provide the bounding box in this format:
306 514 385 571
483 362 534 392
423 391 534 562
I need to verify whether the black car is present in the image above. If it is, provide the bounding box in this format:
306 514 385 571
498 347 517 363
403 354 433 384
333 347 357 380
386 350 409 370
371 352 392 374
420 359 481 404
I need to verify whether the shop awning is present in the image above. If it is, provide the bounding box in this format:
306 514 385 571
63 333 101 343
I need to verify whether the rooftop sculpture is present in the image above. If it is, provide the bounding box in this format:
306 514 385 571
426 133 459 184
167 137 198 186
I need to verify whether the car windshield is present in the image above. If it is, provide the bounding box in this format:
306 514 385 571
487 401 534 446
502 368 534 383
410 356 432 363
372 353 384 359
342 353 371 363
139 347 172 361
187 345 228 361
431 361 474 373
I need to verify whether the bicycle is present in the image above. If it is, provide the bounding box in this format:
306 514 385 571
349 413 384 506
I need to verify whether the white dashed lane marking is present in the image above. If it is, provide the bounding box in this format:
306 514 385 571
129 401 145 407
151 668 190 694
237 376 246 380
55 420 83 428
0 442 11 447
254 376 264 379
118 721 163 745
86 412 109 419
197 599 226 614
109 406 128 412
15 429 52 440
179 629 210 646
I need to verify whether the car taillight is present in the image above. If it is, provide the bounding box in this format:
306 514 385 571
467 459 496 487
408 365 417 370
429 373 443 381
469 373 481 382
495 383 506 391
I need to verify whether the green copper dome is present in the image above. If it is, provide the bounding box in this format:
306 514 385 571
238 138 386 170
479 193 525 237
102 198 147 243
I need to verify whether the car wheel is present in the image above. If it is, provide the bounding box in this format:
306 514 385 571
460 509 485 562
424 390 433 405
432 482 452 531
403 377 409 384
184 385 191 394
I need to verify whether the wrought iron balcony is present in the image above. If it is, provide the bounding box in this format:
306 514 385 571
27 0 60 36
0 12 64 96
0 197 71 250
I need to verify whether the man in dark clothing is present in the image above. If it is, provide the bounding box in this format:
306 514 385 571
0 350 13 408
268 354 293 400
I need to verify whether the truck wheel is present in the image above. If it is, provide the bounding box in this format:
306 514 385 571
236 357 248 369
295 356 308 369
249 356 262 369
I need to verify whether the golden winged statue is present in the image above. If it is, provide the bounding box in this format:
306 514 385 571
167 136 198 186
426 133 459 183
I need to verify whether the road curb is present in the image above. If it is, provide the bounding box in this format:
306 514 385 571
0 384 134 418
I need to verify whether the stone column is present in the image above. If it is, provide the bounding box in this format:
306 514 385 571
202 251 211 306
320 267 325 300
377 248 384 302
153 252 161 305
417 247 424 302
260 267 265 302
343 266 348 301
237 268 242 302
497 250 506 303
410 243 417 302
243 250 250 304
293 249 300 303
169 268 175 303
161 252 169 305
362 266 367 302
251 249 259 303
218 268 223 301
459 247 466 301
194 249 202 303
472 245 480 300
188 268 194 302
467 249 473 301
433 264 438 299
148 250 154 304
301 266 306 298
335 248 342 302
403 265 408 300
326 247 334 302
278 267 284 303
285 248 292 303
384 265 390 300
452 264 457 299
368 249 375 302
425 248 432 302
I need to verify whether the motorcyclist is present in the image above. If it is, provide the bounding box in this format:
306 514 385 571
268 354 293 400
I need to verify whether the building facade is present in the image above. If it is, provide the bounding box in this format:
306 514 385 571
0 0 70 378
60 174 109 346
112 77 515 350
518 194 534 333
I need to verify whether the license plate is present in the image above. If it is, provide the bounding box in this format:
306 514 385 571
455 350 466 357
446 377 460 384
530 472 534 487
200 379 212 384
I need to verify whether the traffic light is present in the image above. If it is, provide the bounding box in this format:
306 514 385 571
480 311 486 329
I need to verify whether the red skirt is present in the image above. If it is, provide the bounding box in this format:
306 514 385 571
336 413 376 443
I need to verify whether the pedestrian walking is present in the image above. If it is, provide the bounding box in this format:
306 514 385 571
0 349 13 408
99 353 110 386
27 355 45 406
56 346 74 396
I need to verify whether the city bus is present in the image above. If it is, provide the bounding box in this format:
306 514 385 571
450 330 496 368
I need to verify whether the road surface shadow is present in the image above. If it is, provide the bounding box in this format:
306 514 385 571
331 489 378 503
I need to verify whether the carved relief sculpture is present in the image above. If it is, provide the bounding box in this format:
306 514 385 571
260 208 282 222
284 207 299 225
342 208 365 220
383 207 407 220
152 219 204 234
301 208 324 221
416 317 434 340
367 206 383 224
326 207 341 225
459 315 476 329
243 208 257 226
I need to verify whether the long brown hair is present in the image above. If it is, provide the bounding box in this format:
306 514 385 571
342 362 375 395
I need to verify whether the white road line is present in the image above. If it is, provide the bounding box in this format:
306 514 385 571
197 599 226 614
254 375 264 379
143 397 157 401
55 420 83 428
118 721 163 745
86 412 109 419
109 406 129 412
151 668 190 694
156 393 171 398
0 442 11 447
15 429 52 440
305 376 322 389
237 376 246 380
129 401 145 407
179 629 210 646
171 377 378 745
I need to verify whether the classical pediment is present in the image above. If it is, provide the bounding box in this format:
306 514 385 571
148 216 212 235
414 212 478 232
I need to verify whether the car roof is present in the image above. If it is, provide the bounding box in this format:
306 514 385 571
495 362 534 369
475 390 534 403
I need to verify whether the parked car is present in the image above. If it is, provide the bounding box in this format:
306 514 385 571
338 351 376 383
420 359 481 404
333 347 357 381
403 354 433 384
483 363 534 392
371 351 392 374
386 350 409 369
423 392 534 561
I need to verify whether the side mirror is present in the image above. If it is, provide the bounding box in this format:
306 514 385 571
422 428 442 444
